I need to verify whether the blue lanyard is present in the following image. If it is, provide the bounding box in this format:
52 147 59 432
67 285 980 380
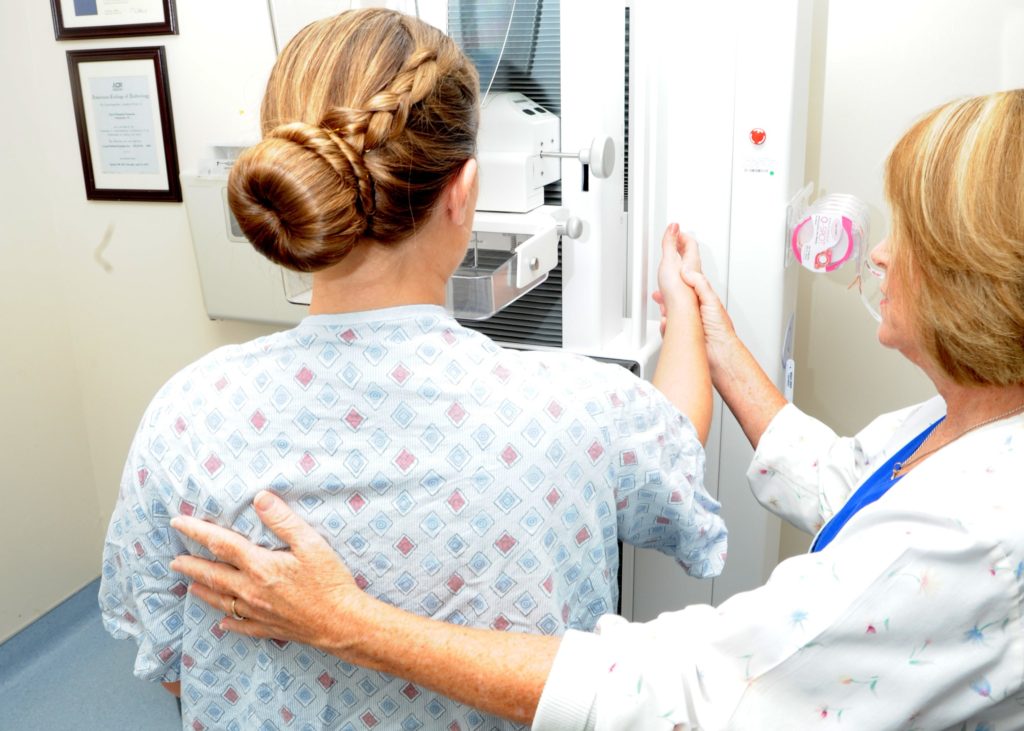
810 417 944 553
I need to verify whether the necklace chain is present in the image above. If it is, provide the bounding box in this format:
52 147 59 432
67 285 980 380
891 401 1024 479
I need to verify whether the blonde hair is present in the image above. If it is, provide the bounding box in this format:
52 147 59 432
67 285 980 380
884 90 1024 385
228 8 479 272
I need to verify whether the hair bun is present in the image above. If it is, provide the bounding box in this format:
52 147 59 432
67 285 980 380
226 122 375 272
237 8 479 264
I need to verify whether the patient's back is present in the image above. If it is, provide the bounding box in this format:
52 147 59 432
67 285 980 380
100 304 725 730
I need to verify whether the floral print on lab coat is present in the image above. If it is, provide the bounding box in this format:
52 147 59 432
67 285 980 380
533 396 1024 730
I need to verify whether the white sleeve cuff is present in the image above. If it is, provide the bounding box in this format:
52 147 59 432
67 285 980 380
748 402 807 469
532 629 607 731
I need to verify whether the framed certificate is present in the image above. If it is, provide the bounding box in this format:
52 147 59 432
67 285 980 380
66 47 181 202
51 0 177 40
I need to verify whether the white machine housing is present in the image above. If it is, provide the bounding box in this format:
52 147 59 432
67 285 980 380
623 1 811 619
476 91 561 213
180 0 812 621
183 153 305 326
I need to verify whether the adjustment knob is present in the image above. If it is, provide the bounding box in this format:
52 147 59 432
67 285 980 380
558 217 583 239
580 137 615 179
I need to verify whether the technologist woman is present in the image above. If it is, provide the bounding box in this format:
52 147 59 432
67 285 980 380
172 90 1024 729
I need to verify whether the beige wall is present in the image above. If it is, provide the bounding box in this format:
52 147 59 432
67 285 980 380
0 2 100 640
0 1 280 642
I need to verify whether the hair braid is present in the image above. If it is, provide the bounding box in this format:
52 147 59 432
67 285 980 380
269 122 376 218
361 48 440 149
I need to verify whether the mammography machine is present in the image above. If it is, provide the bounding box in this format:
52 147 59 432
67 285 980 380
181 0 813 621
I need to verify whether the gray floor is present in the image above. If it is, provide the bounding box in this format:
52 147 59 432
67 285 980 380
0 578 180 731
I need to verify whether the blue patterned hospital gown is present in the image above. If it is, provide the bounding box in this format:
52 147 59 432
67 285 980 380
100 304 727 731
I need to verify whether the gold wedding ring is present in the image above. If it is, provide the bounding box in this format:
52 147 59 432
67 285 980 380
231 597 246 621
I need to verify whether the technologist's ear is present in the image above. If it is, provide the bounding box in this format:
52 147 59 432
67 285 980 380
446 158 478 227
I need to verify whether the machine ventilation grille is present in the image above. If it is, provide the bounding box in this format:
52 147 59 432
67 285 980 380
448 0 562 206
624 5 630 210
449 0 564 347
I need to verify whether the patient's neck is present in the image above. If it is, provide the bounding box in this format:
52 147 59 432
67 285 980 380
307 228 456 316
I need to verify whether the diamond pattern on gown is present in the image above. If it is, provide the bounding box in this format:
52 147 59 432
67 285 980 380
101 305 726 730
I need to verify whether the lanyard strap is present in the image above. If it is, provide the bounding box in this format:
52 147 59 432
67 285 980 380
810 417 943 553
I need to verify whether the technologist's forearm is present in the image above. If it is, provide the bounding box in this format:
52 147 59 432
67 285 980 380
329 592 559 725
707 331 786 449
652 289 712 443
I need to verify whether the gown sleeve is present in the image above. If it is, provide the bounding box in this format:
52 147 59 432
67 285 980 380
594 364 727 579
99 401 189 683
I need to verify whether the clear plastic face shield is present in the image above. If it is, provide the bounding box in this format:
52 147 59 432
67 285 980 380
789 193 883 321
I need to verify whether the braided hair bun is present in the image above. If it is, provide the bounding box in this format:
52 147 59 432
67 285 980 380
228 123 373 272
227 8 479 273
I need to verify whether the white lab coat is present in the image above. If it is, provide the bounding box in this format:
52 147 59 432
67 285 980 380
534 397 1024 730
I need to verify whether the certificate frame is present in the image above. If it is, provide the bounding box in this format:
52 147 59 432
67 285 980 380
67 47 181 202
51 0 177 40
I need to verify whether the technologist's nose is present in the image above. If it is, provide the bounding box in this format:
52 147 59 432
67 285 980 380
869 238 890 269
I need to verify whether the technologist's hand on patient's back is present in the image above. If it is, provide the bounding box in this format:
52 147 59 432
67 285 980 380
170 491 362 653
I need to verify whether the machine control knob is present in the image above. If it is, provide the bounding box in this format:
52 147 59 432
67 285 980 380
557 217 583 239
539 138 616 179
580 137 615 178
750 128 767 145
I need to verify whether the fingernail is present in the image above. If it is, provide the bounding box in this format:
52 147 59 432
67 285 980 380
254 491 274 511
169 517 182 529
